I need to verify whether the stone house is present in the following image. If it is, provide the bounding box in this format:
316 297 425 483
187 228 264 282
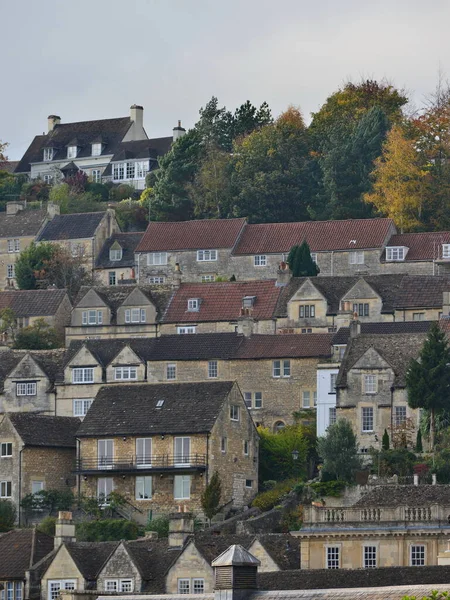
380 231 450 275
65 285 172 343
14 105 179 189
0 413 80 522
0 529 54 600
0 289 72 342
0 348 65 415
36 210 119 274
94 232 143 286
75 381 258 518
165 531 300 594
135 217 247 285
160 280 282 335
335 329 427 451
0 202 59 290
295 484 450 569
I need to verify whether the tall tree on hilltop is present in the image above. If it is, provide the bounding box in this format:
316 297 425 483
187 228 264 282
406 322 450 450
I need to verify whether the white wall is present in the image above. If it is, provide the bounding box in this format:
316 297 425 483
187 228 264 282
316 365 339 437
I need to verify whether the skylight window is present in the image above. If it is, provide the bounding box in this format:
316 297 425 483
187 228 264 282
156 400 165 408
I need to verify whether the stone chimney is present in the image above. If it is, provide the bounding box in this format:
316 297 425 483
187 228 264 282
237 311 255 338
443 292 450 316
48 115 61 132
46 202 60 219
173 120 186 142
6 201 26 216
276 261 291 287
54 511 75 549
168 513 194 547
349 319 361 339
173 263 182 288
130 104 144 130
212 544 260 600
335 301 353 330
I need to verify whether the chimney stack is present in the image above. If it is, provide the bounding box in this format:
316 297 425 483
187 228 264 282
47 115 61 132
173 263 182 289
212 545 260 600
173 120 186 142
46 202 60 220
6 201 26 216
54 511 76 549
276 261 291 287
130 104 144 130
168 512 194 547
349 318 361 339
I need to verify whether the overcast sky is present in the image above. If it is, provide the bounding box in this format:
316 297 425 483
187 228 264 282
2 0 449 159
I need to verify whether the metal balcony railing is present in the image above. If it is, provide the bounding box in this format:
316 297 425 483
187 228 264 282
74 454 207 474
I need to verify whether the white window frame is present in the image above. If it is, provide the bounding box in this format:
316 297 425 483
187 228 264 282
364 375 377 394
244 391 262 409
166 363 177 380
147 252 168 266
136 476 152 500
0 481 12 498
230 405 240 421
272 360 291 378
254 254 267 267
177 326 196 334
394 405 407 427
72 368 94 384
201 274 215 282
177 580 190 594
43 148 54 161
197 249 217 262
32 480 44 495
326 546 340 569
48 581 76 600
386 247 405 261
330 374 337 393
362 406 374 432
113 163 125 180
329 407 337 426
349 251 364 265
1 442 12 457
109 247 122 261
109 271 116 286
43 174 53 185
364 545 377 568
7 264 15 279
16 382 37 396
413 312 425 321
7 239 20 253
187 298 200 311
174 437 191 466
174 475 191 499
299 304 315 318
311 253 318 264
73 398 93 417
192 579 205 594
302 391 311 408
136 438 152 468
67 146 77 159
208 360 218 379
125 308 146 323
149 276 165 284
92 169 101 183
410 544 426 566
91 143 102 157
114 366 138 381
443 244 450 259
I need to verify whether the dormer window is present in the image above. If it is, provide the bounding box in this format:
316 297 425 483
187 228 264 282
443 244 450 259
67 145 77 159
242 296 256 309
187 298 200 312
386 247 406 261
92 143 102 156
43 148 54 161
109 245 123 261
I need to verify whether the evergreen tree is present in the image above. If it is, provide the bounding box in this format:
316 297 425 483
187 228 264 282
406 322 450 449
382 429 390 451
317 420 361 482
416 429 423 453
287 241 319 277
201 471 222 520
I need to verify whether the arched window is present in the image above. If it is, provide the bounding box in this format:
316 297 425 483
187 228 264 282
273 421 285 433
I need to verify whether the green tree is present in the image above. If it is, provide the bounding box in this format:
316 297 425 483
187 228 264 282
15 242 55 289
416 429 423 453
0 307 17 341
14 319 62 349
317 420 361 482
0 499 16 532
382 429 390 451
406 322 450 449
258 424 310 483
0 139 8 161
287 241 319 277
201 471 222 520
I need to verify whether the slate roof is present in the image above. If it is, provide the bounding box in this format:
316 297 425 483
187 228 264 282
15 117 133 174
9 413 80 447
95 232 143 269
0 529 54 579
353 484 450 507
163 281 281 323
135 217 247 252
384 231 450 261
66 541 119 580
236 334 333 359
275 275 405 317
0 207 48 238
36 211 106 241
393 275 450 308
0 348 66 392
233 218 394 254
0 288 69 316
336 332 427 388
332 321 433 345
112 138 172 161
125 539 184 593
147 334 242 361
73 284 173 323
76 381 236 437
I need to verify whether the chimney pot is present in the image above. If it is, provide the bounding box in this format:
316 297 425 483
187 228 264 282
173 120 186 142
47 115 61 132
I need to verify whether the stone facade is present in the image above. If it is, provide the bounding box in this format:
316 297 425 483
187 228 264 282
39 545 84 600
96 543 142 593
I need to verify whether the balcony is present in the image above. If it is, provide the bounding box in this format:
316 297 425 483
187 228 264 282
74 454 207 475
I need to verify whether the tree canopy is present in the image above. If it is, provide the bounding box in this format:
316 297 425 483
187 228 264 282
317 420 361 482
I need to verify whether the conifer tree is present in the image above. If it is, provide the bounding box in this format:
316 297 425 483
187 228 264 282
416 429 423 453
406 322 450 449
201 471 222 520
287 241 320 277
382 429 390 451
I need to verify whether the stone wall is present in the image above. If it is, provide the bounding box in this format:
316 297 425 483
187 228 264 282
1 355 55 414
21 446 75 497
166 543 213 594
97 543 142 593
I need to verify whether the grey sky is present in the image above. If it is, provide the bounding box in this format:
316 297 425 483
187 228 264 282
2 0 449 159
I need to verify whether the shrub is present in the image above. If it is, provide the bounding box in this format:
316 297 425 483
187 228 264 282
37 516 57 536
146 515 170 537
0 499 16 531
251 480 295 512
309 480 346 498
371 448 416 477
76 518 142 542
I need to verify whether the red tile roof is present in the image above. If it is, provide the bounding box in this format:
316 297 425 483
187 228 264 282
163 281 281 323
385 232 450 261
233 218 394 254
135 218 247 252
236 334 334 359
